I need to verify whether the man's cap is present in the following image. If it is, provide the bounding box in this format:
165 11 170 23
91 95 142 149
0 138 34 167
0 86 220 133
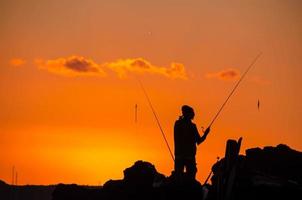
181 105 194 115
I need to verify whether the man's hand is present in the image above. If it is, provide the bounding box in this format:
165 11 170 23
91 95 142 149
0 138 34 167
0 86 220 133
204 127 211 136
198 126 211 145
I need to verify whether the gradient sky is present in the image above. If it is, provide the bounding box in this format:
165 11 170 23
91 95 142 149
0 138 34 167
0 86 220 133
1 0 301 185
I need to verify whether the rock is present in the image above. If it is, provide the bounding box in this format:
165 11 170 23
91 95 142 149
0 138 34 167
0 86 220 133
52 184 101 200
52 160 205 200
123 160 161 188
245 144 302 184
210 144 302 200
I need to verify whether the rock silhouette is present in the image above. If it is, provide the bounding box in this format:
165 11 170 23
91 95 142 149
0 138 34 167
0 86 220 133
52 160 204 200
0 180 55 200
1 144 302 200
52 143 302 200
209 144 302 200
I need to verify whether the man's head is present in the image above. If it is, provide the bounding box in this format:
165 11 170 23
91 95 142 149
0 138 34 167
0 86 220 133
181 105 195 120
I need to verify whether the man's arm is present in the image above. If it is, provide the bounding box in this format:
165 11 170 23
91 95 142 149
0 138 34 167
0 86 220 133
197 127 210 145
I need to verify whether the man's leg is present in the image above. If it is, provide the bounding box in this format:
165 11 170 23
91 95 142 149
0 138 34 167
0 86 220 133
174 157 185 179
185 157 197 180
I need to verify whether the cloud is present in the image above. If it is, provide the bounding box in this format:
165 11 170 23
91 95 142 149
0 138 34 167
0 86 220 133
105 58 187 79
36 56 188 79
9 58 26 67
35 56 106 77
206 68 240 81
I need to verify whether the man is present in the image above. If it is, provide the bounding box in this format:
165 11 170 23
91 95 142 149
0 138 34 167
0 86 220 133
174 105 210 180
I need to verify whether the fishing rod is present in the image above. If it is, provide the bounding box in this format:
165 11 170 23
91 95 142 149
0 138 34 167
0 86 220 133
136 78 175 162
202 53 261 184
204 156 220 185
206 52 262 130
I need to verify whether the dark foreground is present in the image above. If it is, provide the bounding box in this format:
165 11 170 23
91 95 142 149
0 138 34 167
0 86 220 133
1 143 302 200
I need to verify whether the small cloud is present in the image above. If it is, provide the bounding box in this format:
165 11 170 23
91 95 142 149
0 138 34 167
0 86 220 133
35 56 188 80
206 68 240 81
106 58 187 79
9 58 26 67
35 56 106 77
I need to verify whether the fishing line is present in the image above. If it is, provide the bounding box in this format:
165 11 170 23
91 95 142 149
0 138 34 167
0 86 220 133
207 52 262 129
136 77 175 162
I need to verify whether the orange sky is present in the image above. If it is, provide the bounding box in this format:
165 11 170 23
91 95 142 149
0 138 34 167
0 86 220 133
1 0 302 185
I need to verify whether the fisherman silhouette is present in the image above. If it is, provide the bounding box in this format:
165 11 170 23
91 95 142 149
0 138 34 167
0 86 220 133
174 105 210 181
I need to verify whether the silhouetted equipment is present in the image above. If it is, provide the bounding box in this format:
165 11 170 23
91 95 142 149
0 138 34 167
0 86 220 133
207 53 262 130
214 137 242 200
15 172 18 186
12 166 15 185
136 78 175 162
204 157 220 185
135 104 138 123
11 166 18 186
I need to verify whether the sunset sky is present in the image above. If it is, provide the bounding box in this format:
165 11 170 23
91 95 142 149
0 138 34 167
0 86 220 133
1 0 301 185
